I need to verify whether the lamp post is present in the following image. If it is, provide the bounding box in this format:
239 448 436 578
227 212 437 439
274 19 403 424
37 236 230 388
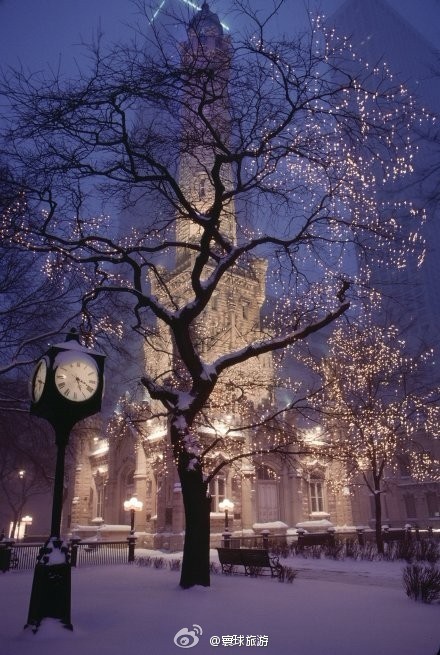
26 329 105 632
219 498 234 548
124 496 143 562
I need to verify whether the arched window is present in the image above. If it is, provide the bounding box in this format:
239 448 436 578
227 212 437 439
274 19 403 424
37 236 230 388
309 478 324 513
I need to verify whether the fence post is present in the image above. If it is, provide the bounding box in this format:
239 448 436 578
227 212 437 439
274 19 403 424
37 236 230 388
261 529 270 550
222 531 231 549
326 526 335 549
356 527 365 547
127 535 137 563
69 537 81 567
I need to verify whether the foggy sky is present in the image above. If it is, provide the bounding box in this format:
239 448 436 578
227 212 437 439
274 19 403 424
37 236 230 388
0 0 439 76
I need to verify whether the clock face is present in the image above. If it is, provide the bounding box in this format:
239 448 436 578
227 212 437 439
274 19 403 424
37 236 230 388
32 359 47 402
55 356 99 402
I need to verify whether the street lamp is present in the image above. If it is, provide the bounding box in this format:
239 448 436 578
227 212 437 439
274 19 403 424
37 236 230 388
219 498 234 531
124 496 144 535
124 496 143 563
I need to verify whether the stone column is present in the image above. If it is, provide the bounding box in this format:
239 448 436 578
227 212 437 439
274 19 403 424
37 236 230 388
134 443 148 532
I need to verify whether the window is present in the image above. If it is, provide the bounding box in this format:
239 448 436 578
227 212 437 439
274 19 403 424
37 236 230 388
256 465 278 481
403 494 417 519
96 484 105 519
198 177 207 200
209 474 226 512
309 479 324 513
426 492 439 518
124 469 135 499
94 471 106 519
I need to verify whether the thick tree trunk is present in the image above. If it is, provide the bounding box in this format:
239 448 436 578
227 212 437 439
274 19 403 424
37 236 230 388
179 469 212 588
170 418 212 589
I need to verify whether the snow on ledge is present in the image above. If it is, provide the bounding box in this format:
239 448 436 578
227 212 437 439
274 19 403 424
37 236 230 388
295 519 334 531
252 521 288 532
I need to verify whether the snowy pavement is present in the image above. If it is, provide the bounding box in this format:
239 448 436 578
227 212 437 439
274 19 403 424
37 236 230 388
0 555 438 655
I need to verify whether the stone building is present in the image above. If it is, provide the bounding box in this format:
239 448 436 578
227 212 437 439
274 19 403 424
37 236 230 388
65 1 438 546
65 3 354 546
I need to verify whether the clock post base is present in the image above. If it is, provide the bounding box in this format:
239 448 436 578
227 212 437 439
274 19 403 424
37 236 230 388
25 540 73 633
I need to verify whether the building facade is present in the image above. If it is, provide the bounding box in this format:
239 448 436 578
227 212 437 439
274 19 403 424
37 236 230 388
65 1 439 546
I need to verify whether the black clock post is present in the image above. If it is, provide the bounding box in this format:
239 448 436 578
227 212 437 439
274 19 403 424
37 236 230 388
26 329 105 633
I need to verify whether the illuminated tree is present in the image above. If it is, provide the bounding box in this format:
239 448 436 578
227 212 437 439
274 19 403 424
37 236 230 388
0 1 426 586
316 319 440 553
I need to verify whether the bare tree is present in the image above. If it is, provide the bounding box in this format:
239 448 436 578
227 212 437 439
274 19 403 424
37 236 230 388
0 394 55 538
0 2 425 586
314 319 440 553
0 165 85 388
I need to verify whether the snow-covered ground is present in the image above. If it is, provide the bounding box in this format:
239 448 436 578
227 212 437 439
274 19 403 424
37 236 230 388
0 552 438 655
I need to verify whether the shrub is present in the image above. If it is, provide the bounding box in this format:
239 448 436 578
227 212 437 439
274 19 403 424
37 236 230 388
324 540 345 560
414 540 440 564
209 562 220 575
403 564 440 603
279 566 298 583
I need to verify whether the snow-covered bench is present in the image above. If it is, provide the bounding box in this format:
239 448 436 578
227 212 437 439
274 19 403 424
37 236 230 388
217 547 284 580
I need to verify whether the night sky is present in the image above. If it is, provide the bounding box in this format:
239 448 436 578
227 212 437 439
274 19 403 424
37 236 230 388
0 0 439 75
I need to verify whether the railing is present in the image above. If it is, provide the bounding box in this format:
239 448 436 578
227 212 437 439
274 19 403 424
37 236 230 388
0 538 132 571
221 526 440 551
0 542 42 571
70 540 130 567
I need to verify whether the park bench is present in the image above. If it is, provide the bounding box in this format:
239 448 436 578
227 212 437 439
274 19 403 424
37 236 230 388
217 547 284 580
296 531 335 552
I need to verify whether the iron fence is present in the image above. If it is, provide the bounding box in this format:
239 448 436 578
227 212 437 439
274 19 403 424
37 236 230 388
71 540 130 567
0 539 131 571
0 543 42 571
